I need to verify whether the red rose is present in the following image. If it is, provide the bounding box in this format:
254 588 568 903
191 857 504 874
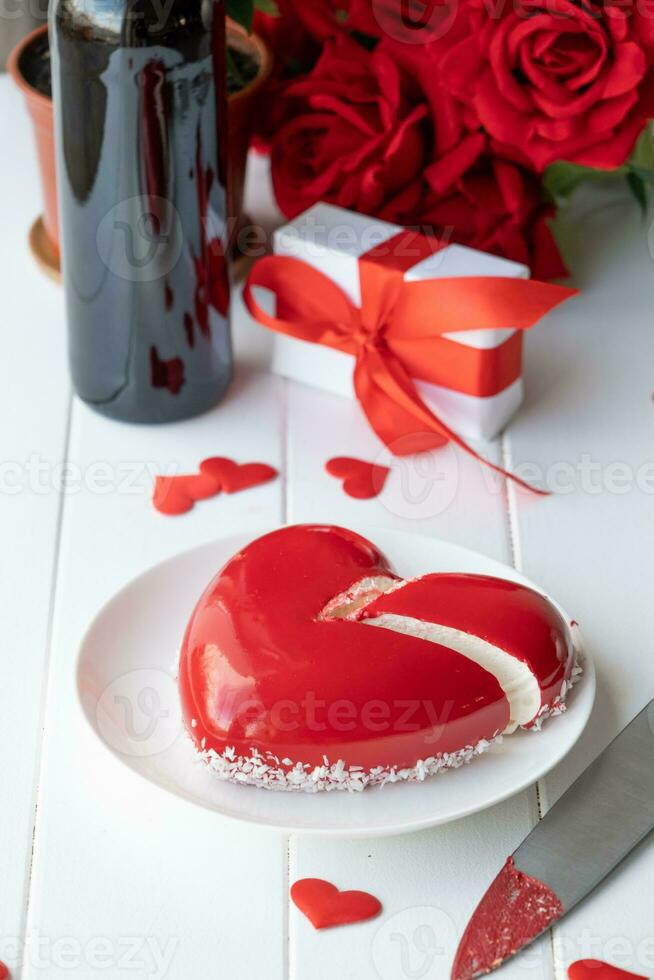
275 0 451 43
392 137 567 279
252 0 319 153
437 0 654 171
254 0 318 67
286 0 400 43
291 0 351 40
280 0 451 41
346 0 381 34
377 35 472 154
270 38 430 219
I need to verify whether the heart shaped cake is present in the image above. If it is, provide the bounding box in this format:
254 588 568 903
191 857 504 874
179 526 579 792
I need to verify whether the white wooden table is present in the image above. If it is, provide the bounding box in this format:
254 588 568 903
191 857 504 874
3 73 654 980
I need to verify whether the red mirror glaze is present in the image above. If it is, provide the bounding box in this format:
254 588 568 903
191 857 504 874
360 572 574 724
179 525 510 787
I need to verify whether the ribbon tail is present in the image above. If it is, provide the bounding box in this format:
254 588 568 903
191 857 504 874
354 348 549 496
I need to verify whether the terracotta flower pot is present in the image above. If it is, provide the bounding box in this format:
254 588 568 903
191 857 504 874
226 21 272 230
8 25 59 256
8 21 272 260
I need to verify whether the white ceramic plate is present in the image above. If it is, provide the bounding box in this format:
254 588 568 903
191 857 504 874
77 526 595 838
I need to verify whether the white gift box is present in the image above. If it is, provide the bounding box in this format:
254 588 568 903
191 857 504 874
268 203 531 442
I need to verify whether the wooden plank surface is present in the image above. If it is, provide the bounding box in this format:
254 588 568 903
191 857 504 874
2 71 653 980
20 377 289 980
509 188 654 976
0 80 71 974
285 385 552 980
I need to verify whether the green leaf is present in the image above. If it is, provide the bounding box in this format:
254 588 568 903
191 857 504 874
542 160 620 204
226 0 255 31
629 163 654 184
630 123 654 171
254 0 279 14
630 165 654 187
542 123 654 211
625 124 654 214
626 170 648 214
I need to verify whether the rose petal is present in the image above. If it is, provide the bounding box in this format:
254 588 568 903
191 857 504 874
535 115 580 140
557 112 644 167
440 36 483 101
425 131 487 195
530 211 569 281
475 72 534 145
602 41 647 98
307 95 379 135
371 51 403 124
489 19 534 110
530 81 600 118
494 159 531 223
587 90 638 132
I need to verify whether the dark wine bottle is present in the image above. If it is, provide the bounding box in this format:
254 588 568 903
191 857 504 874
50 0 232 423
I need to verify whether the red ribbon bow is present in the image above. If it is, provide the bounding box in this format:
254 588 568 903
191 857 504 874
244 243 576 493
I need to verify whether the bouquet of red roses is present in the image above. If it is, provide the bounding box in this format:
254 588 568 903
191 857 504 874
253 0 654 279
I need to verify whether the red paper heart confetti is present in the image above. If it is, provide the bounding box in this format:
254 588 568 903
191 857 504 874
291 878 382 929
0 961 9 979
199 457 278 494
152 474 220 516
569 962 647 980
326 457 390 500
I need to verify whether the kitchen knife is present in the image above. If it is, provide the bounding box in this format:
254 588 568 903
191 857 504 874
452 699 654 980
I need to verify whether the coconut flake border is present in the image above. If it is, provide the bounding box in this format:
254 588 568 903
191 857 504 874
193 734 503 793
189 620 585 793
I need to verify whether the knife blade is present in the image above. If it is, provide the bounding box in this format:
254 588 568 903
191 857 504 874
452 699 654 980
